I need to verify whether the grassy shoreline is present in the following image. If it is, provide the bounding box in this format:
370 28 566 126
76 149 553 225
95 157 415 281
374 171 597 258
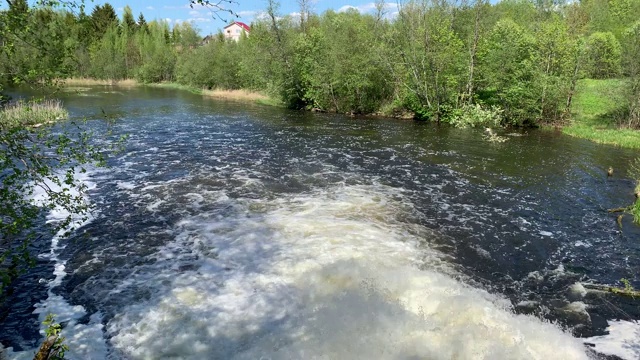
61 78 278 106
0 99 68 128
563 79 640 149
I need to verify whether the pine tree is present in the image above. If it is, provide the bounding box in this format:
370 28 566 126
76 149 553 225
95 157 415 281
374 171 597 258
90 3 118 40
138 12 148 31
122 6 137 33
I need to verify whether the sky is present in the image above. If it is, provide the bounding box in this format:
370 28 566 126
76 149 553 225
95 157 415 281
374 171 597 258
86 1 401 35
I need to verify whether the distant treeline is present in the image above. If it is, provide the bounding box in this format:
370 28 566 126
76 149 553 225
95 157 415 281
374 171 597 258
1 0 639 127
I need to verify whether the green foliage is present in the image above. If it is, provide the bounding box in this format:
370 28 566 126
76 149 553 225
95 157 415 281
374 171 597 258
627 157 640 180
135 22 176 83
175 40 242 89
90 3 118 41
622 22 640 128
89 25 127 80
390 0 465 121
479 19 539 125
585 32 622 79
3 0 640 132
43 314 68 359
563 79 640 147
447 103 503 128
0 0 120 299
122 5 137 34
296 10 392 114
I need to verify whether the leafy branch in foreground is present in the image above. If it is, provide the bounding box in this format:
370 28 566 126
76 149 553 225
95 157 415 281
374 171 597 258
189 0 239 22
0 0 120 300
0 103 107 298
34 314 68 360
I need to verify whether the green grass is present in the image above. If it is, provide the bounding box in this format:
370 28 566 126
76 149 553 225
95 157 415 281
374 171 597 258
0 99 68 129
563 78 640 148
255 96 285 107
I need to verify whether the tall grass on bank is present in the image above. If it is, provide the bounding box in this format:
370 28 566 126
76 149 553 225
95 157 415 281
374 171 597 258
63 78 138 86
0 99 69 129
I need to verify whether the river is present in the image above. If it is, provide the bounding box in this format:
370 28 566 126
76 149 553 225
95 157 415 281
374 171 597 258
2 86 639 359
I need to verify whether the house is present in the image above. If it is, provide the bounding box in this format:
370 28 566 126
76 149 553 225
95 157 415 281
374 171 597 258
223 21 250 42
201 34 214 46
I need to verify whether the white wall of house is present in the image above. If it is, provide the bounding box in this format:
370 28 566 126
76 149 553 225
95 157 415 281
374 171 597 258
224 23 248 42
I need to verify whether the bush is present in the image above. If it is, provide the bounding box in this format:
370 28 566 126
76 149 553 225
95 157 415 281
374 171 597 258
585 32 622 79
447 103 503 128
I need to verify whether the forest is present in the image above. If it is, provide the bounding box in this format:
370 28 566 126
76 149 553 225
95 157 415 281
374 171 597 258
1 0 640 129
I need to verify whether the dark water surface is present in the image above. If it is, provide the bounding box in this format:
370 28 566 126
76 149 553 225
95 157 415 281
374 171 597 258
2 86 639 359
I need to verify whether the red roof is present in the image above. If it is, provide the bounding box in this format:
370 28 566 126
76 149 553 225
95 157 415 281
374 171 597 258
224 21 250 32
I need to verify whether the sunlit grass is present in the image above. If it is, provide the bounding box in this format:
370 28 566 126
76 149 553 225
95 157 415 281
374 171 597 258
201 88 272 103
563 78 640 148
63 78 138 86
0 99 68 129
147 82 203 95
150 82 281 106
563 124 640 148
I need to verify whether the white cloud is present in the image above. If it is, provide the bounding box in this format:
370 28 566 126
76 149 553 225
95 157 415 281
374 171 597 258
165 18 172 23
237 10 258 18
146 6 155 10
189 10 201 16
117 7 124 12
338 5 357 12
338 2 399 14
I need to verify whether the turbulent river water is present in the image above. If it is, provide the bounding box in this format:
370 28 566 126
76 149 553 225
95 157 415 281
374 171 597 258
2 86 640 359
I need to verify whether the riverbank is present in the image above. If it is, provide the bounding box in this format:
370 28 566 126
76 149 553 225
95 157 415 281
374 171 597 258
61 78 278 106
61 78 640 148
564 79 640 149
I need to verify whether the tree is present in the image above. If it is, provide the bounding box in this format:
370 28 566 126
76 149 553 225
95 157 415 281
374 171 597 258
137 12 148 32
585 32 622 79
90 3 118 41
390 0 465 121
622 22 640 127
533 16 574 121
122 5 137 34
478 19 538 125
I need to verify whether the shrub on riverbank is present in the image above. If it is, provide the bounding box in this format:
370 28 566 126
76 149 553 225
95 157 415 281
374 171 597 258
0 99 68 129
446 104 503 128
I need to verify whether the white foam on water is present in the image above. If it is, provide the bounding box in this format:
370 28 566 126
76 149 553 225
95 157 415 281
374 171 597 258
7 168 109 360
569 283 588 298
585 320 640 360
106 184 590 360
116 181 136 190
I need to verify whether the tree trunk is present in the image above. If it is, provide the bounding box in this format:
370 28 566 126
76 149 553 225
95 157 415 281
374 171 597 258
465 0 481 105
33 335 58 360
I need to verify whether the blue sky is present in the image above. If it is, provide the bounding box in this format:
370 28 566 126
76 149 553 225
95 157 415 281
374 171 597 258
86 1 400 35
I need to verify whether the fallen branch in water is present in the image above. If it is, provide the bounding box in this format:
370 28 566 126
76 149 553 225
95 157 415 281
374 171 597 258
583 282 640 298
608 207 630 213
